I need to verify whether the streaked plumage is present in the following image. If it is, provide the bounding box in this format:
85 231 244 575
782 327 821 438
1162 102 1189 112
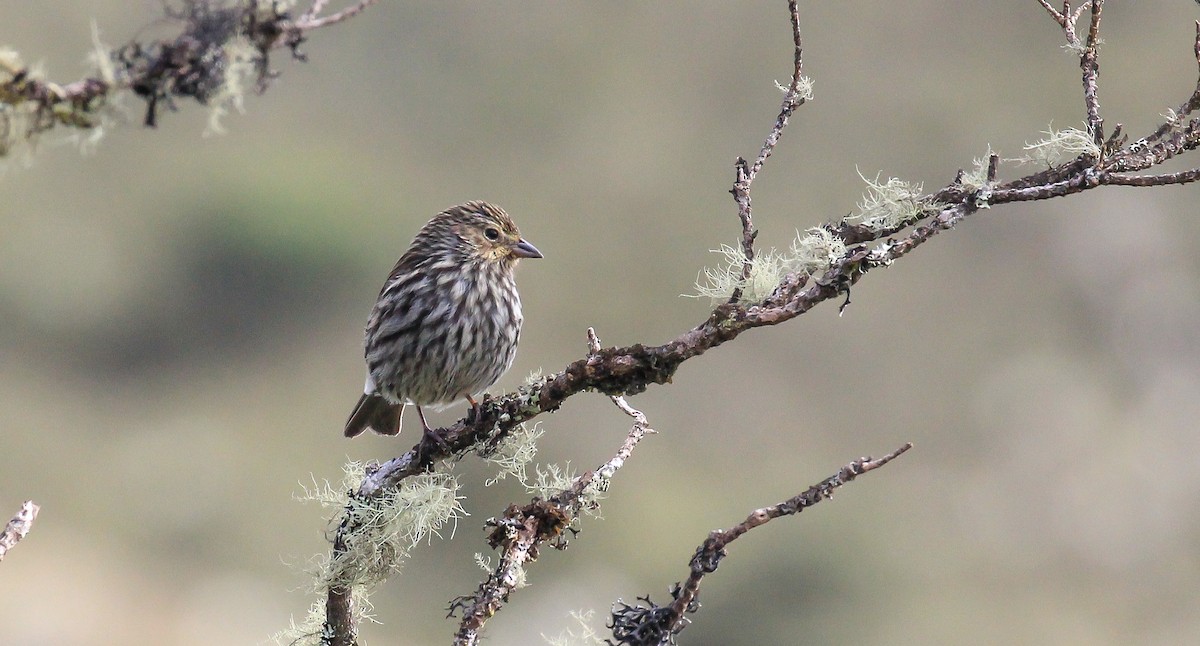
345 201 542 440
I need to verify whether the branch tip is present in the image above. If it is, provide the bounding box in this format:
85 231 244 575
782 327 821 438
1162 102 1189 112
1194 20 1200 71
0 500 41 562
623 443 914 642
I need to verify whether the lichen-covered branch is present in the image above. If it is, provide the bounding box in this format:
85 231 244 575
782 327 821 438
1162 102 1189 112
0 0 378 154
449 339 655 646
729 0 810 302
316 1 1200 642
1035 0 1105 143
607 444 912 645
0 500 40 562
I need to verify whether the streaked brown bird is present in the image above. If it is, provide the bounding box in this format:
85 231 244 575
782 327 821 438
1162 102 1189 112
345 201 542 443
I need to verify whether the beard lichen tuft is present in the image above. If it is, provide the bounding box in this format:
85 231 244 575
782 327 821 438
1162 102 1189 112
479 421 544 487
1009 123 1100 167
527 462 578 500
959 145 996 192
203 36 258 135
689 227 846 304
542 609 606 646
290 460 467 638
271 585 376 645
849 169 933 231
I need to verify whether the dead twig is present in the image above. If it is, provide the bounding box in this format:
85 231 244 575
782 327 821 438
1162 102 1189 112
0 0 380 143
729 0 808 302
0 501 41 562
607 444 913 644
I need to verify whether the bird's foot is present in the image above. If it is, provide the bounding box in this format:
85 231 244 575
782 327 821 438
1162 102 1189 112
417 425 451 461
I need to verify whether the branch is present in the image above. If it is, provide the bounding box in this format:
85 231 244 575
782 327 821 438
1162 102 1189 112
1081 1 1105 143
1102 167 1200 186
316 3 1200 642
729 0 809 302
0 501 40 562
1036 0 1105 143
0 0 378 149
449 331 655 645
293 0 379 31
608 444 913 645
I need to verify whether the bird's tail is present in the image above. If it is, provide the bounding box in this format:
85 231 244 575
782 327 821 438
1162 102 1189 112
344 394 404 437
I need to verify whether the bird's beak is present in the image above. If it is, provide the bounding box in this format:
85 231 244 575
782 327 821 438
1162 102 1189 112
511 239 544 259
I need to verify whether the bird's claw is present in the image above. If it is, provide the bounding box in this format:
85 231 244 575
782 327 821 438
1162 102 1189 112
417 426 451 460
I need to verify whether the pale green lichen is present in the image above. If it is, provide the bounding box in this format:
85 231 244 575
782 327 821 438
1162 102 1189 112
1 24 117 161
1010 124 1100 166
286 460 467 641
474 551 529 590
0 48 37 159
790 226 846 275
526 462 577 500
850 169 930 230
60 21 119 155
574 472 608 520
307 462 467 588
204 0 299 134
203 37 258 136
1161 108 1181 129
959 145 995 192
87 21 116 86
0 48 21 71
474 552 494 573
1061 41 1086 55
270 585 377 646
689 227 847 304
1060 35 1102 56
776 74 815 101
542 609 606 646
690 243 787 303
480 421 545 487
523 368 545 387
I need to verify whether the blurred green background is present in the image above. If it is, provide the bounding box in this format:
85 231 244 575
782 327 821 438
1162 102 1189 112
3 1 1200 644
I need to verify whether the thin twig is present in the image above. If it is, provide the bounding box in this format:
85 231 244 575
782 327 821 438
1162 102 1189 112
1143 22 1200 149
1070 3 1090 35
299 0 333 24
293 0 380 31
1080 0 1105 145
1195 19 1200 76
1035 0 1066 26
607 445 913 644
667 443 912 631
1037 1 1106 144
0 501 40 562
729 0 807 302
1104 167 1200 186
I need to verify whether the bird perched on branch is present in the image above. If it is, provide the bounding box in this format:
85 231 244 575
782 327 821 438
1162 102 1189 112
344 201 543 446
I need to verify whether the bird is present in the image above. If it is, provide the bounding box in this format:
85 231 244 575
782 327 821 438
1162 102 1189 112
344 201 542 447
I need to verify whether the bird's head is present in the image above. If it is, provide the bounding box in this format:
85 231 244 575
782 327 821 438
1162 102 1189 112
428 201 542 266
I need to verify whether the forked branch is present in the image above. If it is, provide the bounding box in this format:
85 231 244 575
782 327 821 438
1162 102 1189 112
729 0 810 302
0 0 379 147
318 1 1200 642
448 329 656 646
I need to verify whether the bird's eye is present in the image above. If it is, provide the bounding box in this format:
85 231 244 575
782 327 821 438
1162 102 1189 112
484 227 501 241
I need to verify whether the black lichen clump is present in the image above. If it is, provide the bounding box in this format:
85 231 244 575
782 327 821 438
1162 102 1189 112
114 1 290 126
